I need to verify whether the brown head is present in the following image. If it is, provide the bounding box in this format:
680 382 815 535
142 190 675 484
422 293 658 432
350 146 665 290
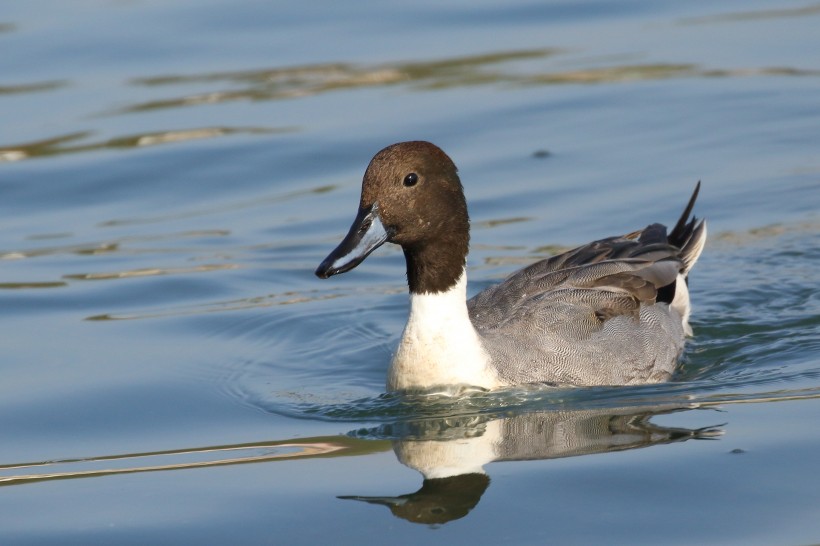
315 141 470 294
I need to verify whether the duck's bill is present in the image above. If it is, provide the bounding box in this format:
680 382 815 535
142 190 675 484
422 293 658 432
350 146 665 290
315 203 389 278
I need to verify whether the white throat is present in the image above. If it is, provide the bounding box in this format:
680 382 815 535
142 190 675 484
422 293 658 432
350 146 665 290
387 270 500 392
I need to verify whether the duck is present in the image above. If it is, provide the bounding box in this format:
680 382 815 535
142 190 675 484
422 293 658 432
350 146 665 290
315 141 706 392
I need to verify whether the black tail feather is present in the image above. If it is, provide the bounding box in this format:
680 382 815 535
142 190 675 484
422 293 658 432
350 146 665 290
669 181 701 249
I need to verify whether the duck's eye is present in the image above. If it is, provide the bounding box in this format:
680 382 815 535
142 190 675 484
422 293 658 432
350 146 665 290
403 173 418 187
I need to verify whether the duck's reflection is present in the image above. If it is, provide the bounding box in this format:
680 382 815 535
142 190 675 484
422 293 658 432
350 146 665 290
340 406 722 524
340 472 490 525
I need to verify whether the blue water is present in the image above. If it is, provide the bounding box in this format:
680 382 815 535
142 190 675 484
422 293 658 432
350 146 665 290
2 1 820 544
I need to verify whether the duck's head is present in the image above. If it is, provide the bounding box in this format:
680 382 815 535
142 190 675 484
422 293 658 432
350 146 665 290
315 141 469 293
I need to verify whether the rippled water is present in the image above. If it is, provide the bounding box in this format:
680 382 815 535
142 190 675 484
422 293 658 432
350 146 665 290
2 1 820 544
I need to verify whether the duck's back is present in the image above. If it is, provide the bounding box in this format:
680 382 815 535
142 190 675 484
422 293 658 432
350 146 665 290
468 186 706 386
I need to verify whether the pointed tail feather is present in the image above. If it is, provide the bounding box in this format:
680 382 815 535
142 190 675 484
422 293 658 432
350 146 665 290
669 182 706 275
669 181 700 248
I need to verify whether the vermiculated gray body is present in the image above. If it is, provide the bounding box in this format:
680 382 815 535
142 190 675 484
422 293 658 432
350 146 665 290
472 301 685 386
468 224 702 386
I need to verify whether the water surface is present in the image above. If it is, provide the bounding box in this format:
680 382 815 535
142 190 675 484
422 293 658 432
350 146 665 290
1 1 819 544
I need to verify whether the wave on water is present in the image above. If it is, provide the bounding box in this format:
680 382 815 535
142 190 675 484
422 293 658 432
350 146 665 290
226 220 820 425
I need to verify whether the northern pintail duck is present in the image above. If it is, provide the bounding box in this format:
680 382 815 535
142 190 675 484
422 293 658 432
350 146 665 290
316 141 706 392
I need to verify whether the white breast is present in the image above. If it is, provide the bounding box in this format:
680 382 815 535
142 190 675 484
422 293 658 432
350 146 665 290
387 270 501 391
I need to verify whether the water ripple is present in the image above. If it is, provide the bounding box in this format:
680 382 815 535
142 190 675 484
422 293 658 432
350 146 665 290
231 219 820 424
110 49 820 117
